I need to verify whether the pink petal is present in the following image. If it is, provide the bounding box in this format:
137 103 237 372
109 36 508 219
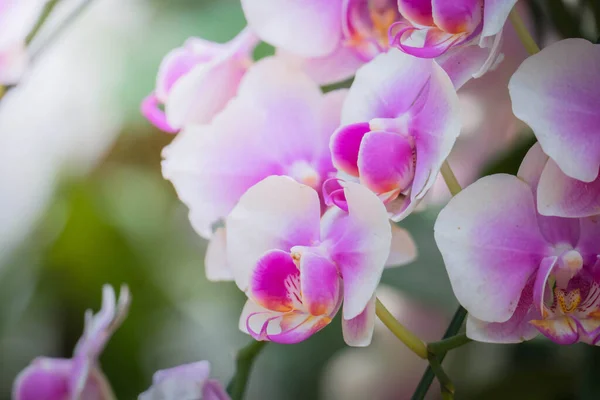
140 94 178 134
247 311 331 344
139 361 214 400
248 250 300 312
238 299 272 335
297 249 341 316
392 25 466 58
341 49 434 124
241 0 343 57
530 316 579 345
482 0 518 37
409 62 461 200
277 44 364 85
321 181 392 319
357 130 415 195
341 295 376 346
434 174 552 323
532 256 557 315
432 0 482 34
538 159 600 218
204 227 234 282
13 358 71 400
330 122 371 177
577 217 600 267
155 44 209 102
203 379 230 400
509 38 600 182
437 45 490 89
162 58 331 238
226 176 321 291
516 143 548 189
397 0 434 26
385 223 418 268
0 43 28 85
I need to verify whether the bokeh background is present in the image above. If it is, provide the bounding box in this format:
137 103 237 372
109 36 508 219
0 0 599 399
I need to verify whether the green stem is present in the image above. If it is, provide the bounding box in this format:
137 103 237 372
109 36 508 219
509 6 540 55
428 333 472 354
411 306 467 400
440 161 462 196
227 340 268 400
375 297 428 359
428 353 455 398
25 0 62 45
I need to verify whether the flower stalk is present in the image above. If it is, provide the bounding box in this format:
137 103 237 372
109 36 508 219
509 6 540 55
375 297 428 359
227 340 268 400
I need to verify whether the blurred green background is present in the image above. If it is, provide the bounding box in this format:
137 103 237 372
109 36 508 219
0 0 599 399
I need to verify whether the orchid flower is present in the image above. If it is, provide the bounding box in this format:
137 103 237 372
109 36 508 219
330 48 461 221
227 176 391 346
509 38 600 218
241 0 399 84
0 0 45 85
13 285 130 400
435 143 600 345
141 28 258 133
393 0 517 85
139 361 229 400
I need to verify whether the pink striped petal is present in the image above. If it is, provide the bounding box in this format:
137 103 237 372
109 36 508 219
341 295 376 346
248 250 300 313
357 131 415 195
321 181 392 319
509 39 600 183
226 177 321 291
432 0 482 34
330 122 371 177
397 0 434 26
246 310 331 344
297 249 341 316
538 159 600 218
437 45 490 89
435 174 552 323
241 0 343 57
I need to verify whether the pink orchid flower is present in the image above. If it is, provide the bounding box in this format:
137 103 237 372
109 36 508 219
330 48 461 221
241 0 399 84
139 361 229 400
227 176 392 346
141 28 258 133
13 285 130 400
393 0 517 83
162 57 416 281
435 143 600 345
0 0 44 85
509 38 600 218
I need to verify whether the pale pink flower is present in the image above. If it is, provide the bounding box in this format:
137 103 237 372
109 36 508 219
228 176 392 346
139 361 229 400
509 38 600 218
141 28 258 133
435 144 600 345
13 285 130 400
330 48 461 221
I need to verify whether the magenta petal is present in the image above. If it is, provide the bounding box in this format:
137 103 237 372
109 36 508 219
248 250 300 313
432 0 482 34
357 130 415 194
397 0 434 26
435 174 551 322
532 256 557 315
509 38 600 182
297 249 340 316
538 159 600 218
330 122 371 177
341 295 376 347
140 94 178 134
13 358 71 400
577 217 600 267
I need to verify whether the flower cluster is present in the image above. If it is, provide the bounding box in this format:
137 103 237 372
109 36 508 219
436 38 600 345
